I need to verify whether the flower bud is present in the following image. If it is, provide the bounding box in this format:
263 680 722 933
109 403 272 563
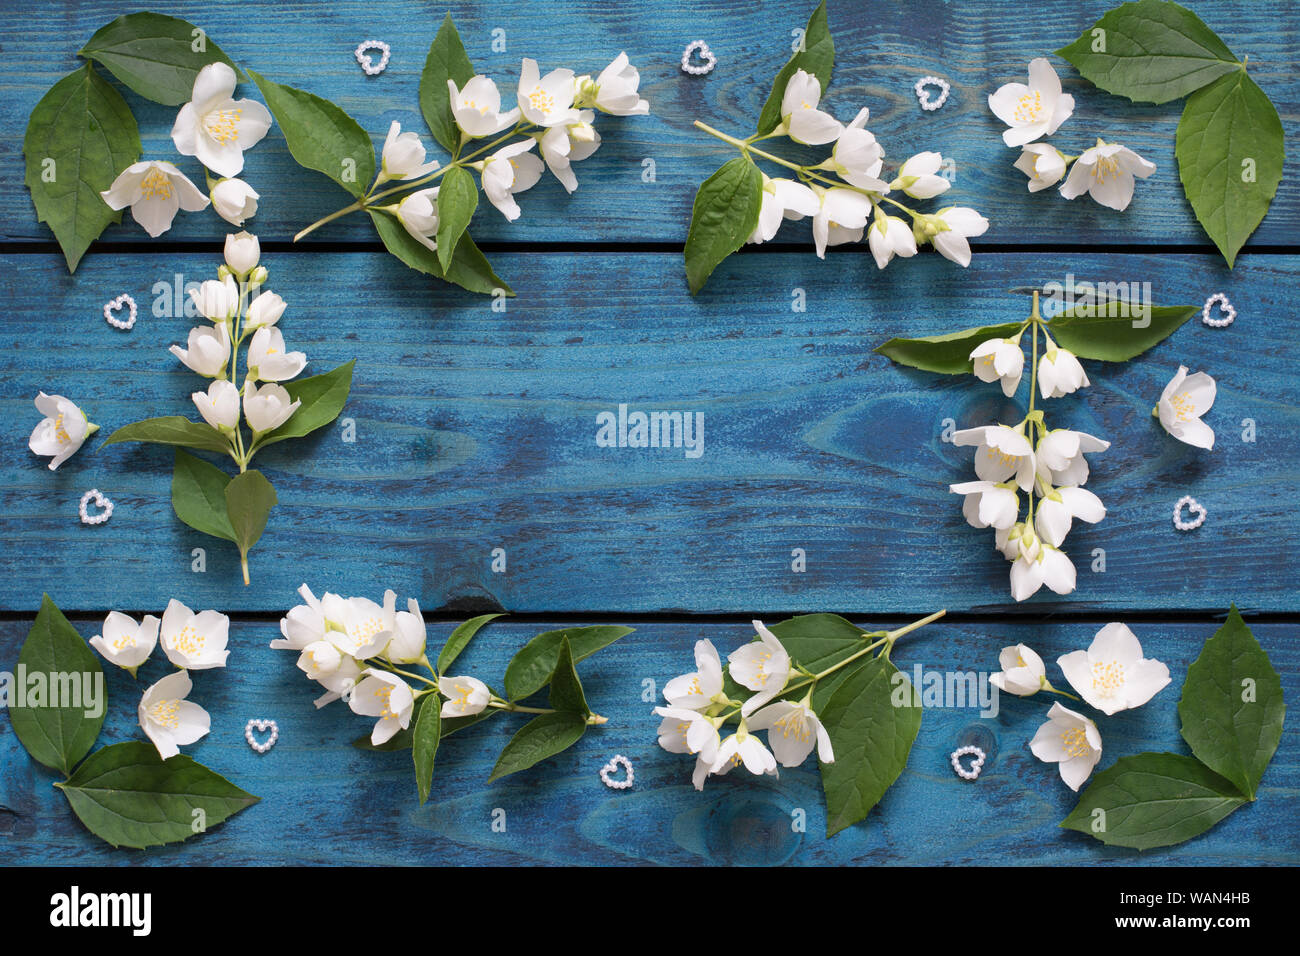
224 230 261 276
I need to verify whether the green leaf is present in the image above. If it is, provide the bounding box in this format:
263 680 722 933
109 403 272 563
503 626 633 701
818 656 921 838
1048 305 1197 361
256 361 355 449
103 416 234 456
437 613 505 674
767 613 872 672
874 322 1025 374
419 13 476 154
370 209 512 296
78 12 241 106
23 63 141 272
57 741 259 849
224 469 277 574
412 692 441 804
170 449 236 542
440 707 499 739
8 595 105 776
436 165 479 272
1056 0 1239 105
548 637 590 717
488 711 587 782
1176 69 1284 267
756 0 834 134
683 157 763 295
246 68 374 199
1060 752 1247 850
1178 606 1285 801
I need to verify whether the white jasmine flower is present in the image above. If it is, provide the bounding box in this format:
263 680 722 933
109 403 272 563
385 598 427 664
244 290 286 330
350 669 415 746
272 584 327 650
517 58 579 127
89 611 160 673
747 699 834 766
929 206 989 268
1058 140 1155 211
866 211 918 269
160 599 230 670
539 111 601 193
953 424 1036 491
780 69 843 145
100 160 209 237
322 592 394 661
987 57 1074 147
439 675 491 717
28 392 96 471
224 230 260 276
1156 366 1216 449
448 75 521 137
813 187 873 258
711 725 779 777
593 52 649 115
822 108 888 190
988 643 1047 696
394 187 440 252
170 322 231 377
1035 483 1106 547
242 381 300 434
1037 339 1090 398
892 151 950 199
1014 143 1068 192
1036 428 1110 486
663 639 726 711
189 276 240 323
246 326 307 382
654 706 723 790
997 521 1040 563
297 640 343 681
1010 542 1076 602
480 140 543 221
191 379 240 431
949 480 1020 530
729 621 791 716
170 62 273 178
314 657 363 709
377 121 440 185
1057 623 1171 715
1029 702 1101 791
969 335 1025 397
748 176 821 244
210 177 259 226
139 669 210 760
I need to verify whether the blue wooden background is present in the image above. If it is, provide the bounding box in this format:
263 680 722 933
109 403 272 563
1 0 1296 865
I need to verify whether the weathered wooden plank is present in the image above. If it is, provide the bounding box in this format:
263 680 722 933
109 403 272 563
1 617 1294 865
2 0 1296 251
1 250 1295 614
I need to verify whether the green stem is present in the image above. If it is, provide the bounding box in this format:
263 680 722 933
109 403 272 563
375 662 438 686
293 200 363 242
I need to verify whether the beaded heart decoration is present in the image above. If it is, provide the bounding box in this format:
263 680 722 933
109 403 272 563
950 744 985 780
103 293 137 331
915 75 951 112
681 40 717 76
355 40 391 76
1173 495 1207 531
245 718 279 754
79 489 114 526
1202 292 1236 329
599 753 635 789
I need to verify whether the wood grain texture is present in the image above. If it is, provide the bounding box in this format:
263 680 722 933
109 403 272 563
1 0 1296 251
1 617 1294 865
2 250 1295 614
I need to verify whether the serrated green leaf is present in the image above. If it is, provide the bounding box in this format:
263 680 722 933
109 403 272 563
57 741 258 849
488 711 587 782
413 692 441 804
1056 0 1239 104
548 637 590 716
170 449 236 542
246 68 374 199
1178 606 1285 800
256 361 355 450
818 656 921 838
1176 69 1284 267
437 613 505 674
23 64 141 272
78 12 241 106
420 13 476 154
757 0 834 134
874 322 1025 374
8 595 105 776
1061 752 1246 850
103 415 234 456
1048 305 1196 361
683 156 763 295
225 469 276 579
436 165 478 271
503 626 632 701
370 208 512 296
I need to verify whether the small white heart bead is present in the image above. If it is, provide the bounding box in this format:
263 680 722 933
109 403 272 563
599 753 634 789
